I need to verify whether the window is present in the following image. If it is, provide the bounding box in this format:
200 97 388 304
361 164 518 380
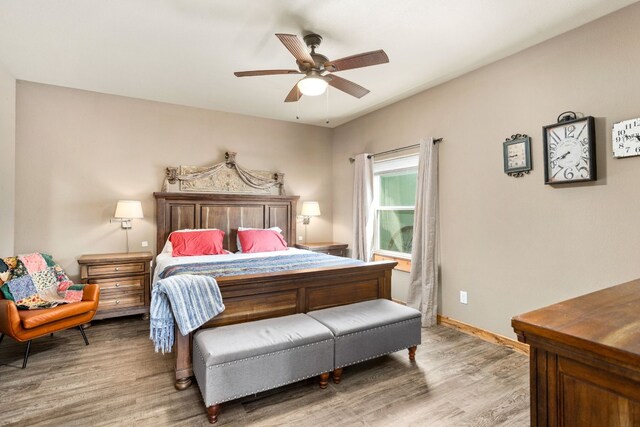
373 155 419 258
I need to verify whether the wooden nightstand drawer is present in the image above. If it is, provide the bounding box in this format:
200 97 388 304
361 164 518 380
326 249 346 256
98 292 144 310
87 262 145 277
91 276 144 293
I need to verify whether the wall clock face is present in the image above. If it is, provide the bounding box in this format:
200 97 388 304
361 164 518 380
543 116 596 184
612 117 640 158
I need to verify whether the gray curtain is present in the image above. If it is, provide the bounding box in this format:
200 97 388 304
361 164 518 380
407 138 440 326
352 153 374 261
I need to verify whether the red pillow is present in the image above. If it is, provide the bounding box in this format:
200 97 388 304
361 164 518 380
170 229 226 257
237 229 288 253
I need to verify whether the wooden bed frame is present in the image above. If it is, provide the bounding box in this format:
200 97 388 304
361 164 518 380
154 192 397 390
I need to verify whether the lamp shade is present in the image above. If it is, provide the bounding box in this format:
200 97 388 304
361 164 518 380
301 201 321 217
114 200 144 219
297 75 328 96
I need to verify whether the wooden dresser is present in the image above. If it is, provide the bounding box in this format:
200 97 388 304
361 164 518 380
512 279 640 426
295 242 348 257
78 252 152 320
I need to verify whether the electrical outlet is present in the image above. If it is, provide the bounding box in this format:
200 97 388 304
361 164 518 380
298 236 303 241
460 291 468 304
141 241 149 247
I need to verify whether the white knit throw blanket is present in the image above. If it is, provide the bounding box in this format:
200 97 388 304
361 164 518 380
150 274 225 354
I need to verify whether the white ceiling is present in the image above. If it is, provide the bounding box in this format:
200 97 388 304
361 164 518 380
0 0 636 127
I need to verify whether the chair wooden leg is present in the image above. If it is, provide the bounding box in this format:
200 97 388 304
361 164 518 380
22 340 32 369
78 326 89 346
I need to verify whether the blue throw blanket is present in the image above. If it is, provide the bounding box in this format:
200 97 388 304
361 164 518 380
159 252 363 280
150 274 225 354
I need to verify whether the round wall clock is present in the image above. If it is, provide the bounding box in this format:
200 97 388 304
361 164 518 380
612 117 640 158
543 116 596 184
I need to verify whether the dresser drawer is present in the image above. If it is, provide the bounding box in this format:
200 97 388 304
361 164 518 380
98 292 144 310
91 276 144 292
87 262 145 277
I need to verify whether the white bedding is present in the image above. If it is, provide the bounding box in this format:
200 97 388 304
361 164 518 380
152 247 312 286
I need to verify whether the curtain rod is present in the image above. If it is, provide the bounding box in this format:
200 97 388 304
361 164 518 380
348 138 442 163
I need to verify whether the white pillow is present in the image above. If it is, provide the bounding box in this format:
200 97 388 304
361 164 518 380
236 227 283 252
161 229 222 255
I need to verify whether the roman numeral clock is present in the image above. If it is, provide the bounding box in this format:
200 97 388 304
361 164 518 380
543 115 596 184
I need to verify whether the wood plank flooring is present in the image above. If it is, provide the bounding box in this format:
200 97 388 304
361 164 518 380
0 318 529 426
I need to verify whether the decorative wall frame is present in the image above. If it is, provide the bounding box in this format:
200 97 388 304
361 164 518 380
161 152 285 195
503 134 532 177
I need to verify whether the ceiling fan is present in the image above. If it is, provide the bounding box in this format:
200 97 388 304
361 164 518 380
234 33 389 102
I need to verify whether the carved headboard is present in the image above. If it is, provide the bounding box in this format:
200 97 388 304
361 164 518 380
154 192 299 254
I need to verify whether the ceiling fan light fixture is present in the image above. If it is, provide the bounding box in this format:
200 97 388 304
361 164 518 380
297 74 328 96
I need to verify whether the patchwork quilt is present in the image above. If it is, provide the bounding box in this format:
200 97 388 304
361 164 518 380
0 253 84 309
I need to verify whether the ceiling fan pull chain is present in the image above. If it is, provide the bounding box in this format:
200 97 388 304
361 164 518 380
296 86 300 120
325 87 330 124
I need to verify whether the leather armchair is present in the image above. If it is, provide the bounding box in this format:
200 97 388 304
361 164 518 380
0 284 100 368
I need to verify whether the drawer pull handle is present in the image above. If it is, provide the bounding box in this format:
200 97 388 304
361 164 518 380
115 300 120 305
115 267 120 271
115 283 120 288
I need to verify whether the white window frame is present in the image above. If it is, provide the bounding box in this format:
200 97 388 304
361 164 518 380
373 154 419 259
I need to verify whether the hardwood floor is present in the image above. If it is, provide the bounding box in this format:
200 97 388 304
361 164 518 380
0 318 529 426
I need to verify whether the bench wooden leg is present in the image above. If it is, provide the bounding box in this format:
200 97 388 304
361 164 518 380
332 368 343 384
319 372 330 389
206 404 221 424
408 346 417 361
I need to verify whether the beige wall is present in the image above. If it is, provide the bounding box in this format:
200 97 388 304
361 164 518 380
332 3 640 337
15 82 333 279
0 61 15 255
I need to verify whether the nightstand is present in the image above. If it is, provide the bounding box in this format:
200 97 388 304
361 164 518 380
77 252 152 320
295 242 348 257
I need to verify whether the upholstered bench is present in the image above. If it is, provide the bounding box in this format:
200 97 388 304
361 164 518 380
307 299 422 383
192 313 334 424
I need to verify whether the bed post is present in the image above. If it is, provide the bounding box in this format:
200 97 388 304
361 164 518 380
174 328 193 390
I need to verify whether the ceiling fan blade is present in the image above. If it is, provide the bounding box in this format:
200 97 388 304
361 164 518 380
275 34 315 66
325 50 389 72
327 75 370 98
234 69 301 77
284 83 302 102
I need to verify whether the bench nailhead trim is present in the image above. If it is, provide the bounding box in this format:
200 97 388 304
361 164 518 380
205 368 330 406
